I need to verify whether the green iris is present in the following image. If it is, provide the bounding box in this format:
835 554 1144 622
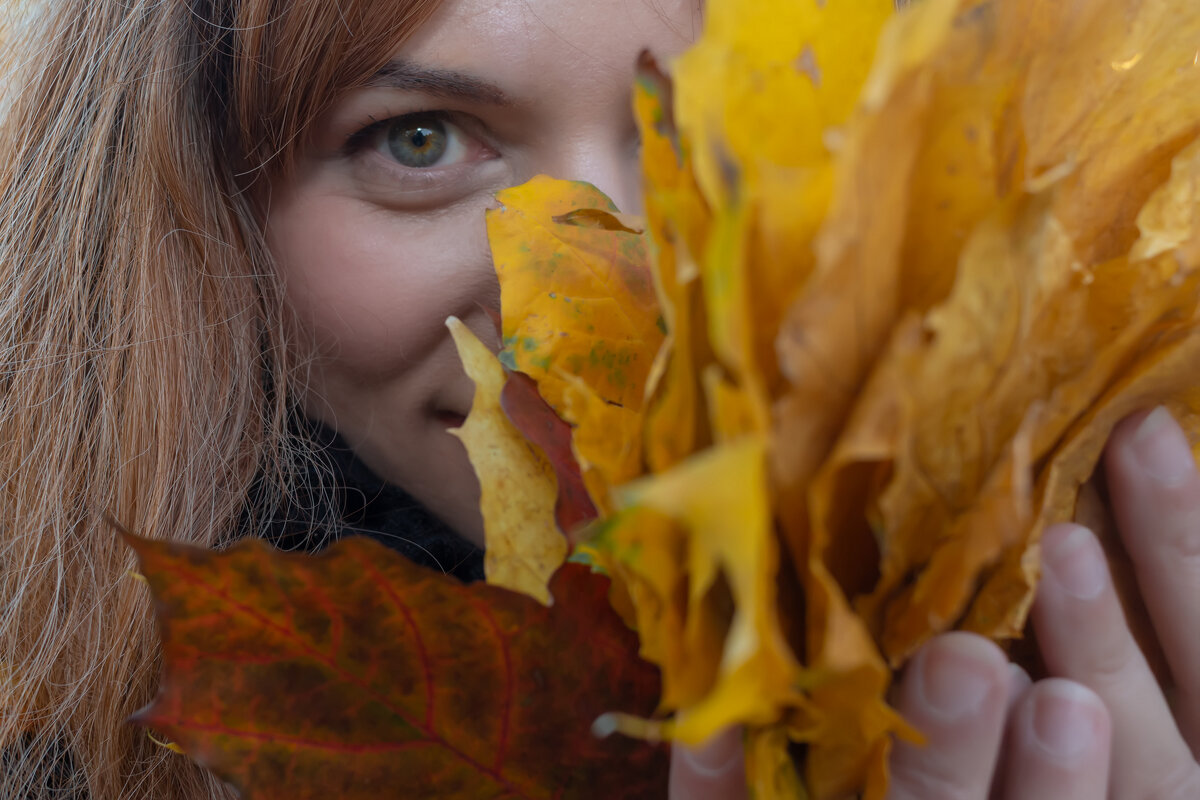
387 116 448 168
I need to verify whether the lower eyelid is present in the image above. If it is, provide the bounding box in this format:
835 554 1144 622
353 150 508 205
364 145 496 182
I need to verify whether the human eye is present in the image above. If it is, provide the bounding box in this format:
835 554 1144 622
382 113 464 168
339 110 503 206
345 111 491 172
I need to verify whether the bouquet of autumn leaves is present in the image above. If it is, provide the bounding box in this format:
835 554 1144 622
128 0 1200 797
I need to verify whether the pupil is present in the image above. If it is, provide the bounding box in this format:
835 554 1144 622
387 116 448 168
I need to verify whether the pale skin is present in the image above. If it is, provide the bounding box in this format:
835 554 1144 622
266 0 1200 796
267 0 700 543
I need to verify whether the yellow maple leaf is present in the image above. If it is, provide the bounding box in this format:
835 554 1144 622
447 317 566 605
487 177 665 506
745 724 808 800
597 439 804 745
634 60 713 473
474 0 1200 795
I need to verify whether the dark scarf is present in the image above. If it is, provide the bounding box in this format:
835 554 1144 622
256 422 486 583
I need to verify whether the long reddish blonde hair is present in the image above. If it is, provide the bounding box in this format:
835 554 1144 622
0 1 440 796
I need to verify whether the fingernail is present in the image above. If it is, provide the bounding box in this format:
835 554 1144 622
917 635 998 719
1030 681 1100 761
1132 406 1195 486
677 729 743 779
1041 524 1107 600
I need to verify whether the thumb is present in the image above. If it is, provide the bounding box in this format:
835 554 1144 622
669 728 747 799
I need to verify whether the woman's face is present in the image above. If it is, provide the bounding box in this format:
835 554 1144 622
267 0 700 546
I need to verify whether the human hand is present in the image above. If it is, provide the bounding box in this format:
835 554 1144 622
886 631 1111 798
668 408 1200 799
887 407 1200 799
668 644 1109 799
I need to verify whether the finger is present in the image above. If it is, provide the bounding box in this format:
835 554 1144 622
1105 407 1200 752
999 679 1111 800
987 664 1034 800
887 632 1010 800
669 728 746 799
1034 522 1200 798
1006 664 1032 718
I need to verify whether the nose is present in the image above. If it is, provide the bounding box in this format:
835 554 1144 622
538 138 645 215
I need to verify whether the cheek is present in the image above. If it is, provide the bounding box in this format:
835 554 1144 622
268 191 494 379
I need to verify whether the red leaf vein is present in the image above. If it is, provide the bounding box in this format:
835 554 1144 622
157 560 536 799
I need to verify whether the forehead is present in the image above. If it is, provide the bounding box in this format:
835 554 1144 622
396 0 701 91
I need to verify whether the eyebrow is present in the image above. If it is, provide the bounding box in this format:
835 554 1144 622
365 60 513 106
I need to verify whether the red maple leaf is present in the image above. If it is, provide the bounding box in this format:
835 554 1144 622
127 535 667 799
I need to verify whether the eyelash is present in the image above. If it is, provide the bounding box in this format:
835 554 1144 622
335 108 509 206
342 110 484 166
342 112 407 155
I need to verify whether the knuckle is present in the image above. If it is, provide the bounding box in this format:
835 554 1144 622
1168 516 1200 563
888 751 981 800
1141 762 1200 800
1155 488 1200 559
1150 481 1200 551
1075 633 1139 693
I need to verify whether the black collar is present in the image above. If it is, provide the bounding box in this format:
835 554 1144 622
252 421 485 583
